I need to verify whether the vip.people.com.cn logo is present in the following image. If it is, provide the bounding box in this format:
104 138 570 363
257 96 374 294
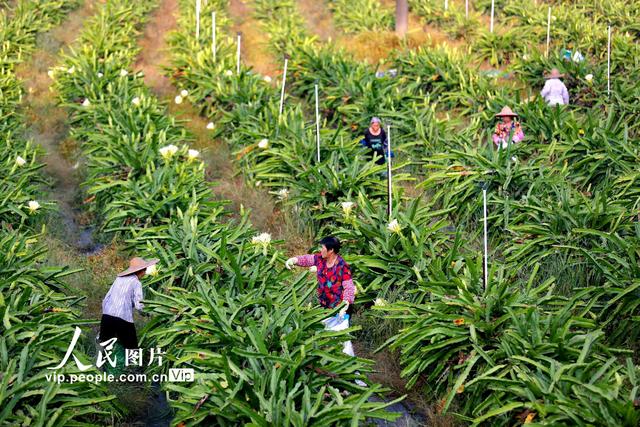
46 326 194 384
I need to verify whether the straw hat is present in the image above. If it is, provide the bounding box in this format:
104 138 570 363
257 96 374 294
495 106 518 118
544 68 564 79
117 257 159 277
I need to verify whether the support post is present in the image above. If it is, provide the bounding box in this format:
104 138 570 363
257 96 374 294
279 54 289 117
490 0 495 33
483 188 488 289
314 83 321 163
236 32 241 74
607 25 612 96
387 125 393 218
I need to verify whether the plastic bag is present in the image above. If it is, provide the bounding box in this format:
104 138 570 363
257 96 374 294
323 314 354 356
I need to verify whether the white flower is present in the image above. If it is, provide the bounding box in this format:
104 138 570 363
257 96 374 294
224 70 233 77
387 219 402 234
180 89 189 97
159 144 179 159
146 264 158 276
263 75 272 83
97 72 104 78
27 200 40 213
522 54 529 61
206 122 215 130
15 156 26 167
120 69 128 77
374 298 387 307
585 74 594 82
174 95 183 104
251 232 272 246
67 66 75 74
258 138 269 149
341 201 355 215
82 98 90 107
251 232 272 254
47 70 55 79
132 96 141 106
309 266 317 273
276 188 289 200
255 180 262 187
187 149 200 160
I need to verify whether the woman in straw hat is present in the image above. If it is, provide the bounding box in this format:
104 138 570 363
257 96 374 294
492 106 524 149
99 257 158 349
541 68 569 106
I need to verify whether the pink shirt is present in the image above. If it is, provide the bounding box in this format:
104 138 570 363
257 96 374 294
296 254 355 305
492 122 524 147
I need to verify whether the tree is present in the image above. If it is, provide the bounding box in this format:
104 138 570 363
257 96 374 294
396 0 408 37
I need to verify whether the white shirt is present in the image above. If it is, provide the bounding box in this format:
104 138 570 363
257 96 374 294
541 78 569 105
102 275 144 323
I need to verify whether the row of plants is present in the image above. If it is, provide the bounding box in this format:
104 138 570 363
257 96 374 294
0 0 118 425
52 0 400 424
409 0 484 40
252 0 316 56
168 0 640 424
326 0 394 33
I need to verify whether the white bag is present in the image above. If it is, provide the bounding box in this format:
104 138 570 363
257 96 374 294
323 314 355 357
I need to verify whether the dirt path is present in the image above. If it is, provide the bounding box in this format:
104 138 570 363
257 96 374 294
297 0 337 41
228 0 279 76
15 0 103 253
134 0 178 98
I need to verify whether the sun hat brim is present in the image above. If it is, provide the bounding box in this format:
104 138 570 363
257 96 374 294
117 258 159 277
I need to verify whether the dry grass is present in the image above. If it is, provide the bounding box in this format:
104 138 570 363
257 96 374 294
333 11 462 65
44 236 127 322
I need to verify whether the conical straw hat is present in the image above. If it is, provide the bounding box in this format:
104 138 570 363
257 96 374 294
117 257 159 277
495 106 518 117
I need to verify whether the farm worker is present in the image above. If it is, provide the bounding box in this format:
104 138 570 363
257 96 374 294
360 117 393 165
285 237 366 387
540 68 569 106
99 257 158 349
492 106 524 149
286 236 355 315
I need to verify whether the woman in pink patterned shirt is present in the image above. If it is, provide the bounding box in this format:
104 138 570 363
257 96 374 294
492 106 524 149
286 237 367 386
285 236 355 314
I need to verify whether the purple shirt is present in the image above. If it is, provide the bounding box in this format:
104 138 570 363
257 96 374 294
541 78 569 105
102 275 143 323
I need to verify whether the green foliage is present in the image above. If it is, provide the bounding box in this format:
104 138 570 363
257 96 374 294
328 0 394 33
0 1 118 423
